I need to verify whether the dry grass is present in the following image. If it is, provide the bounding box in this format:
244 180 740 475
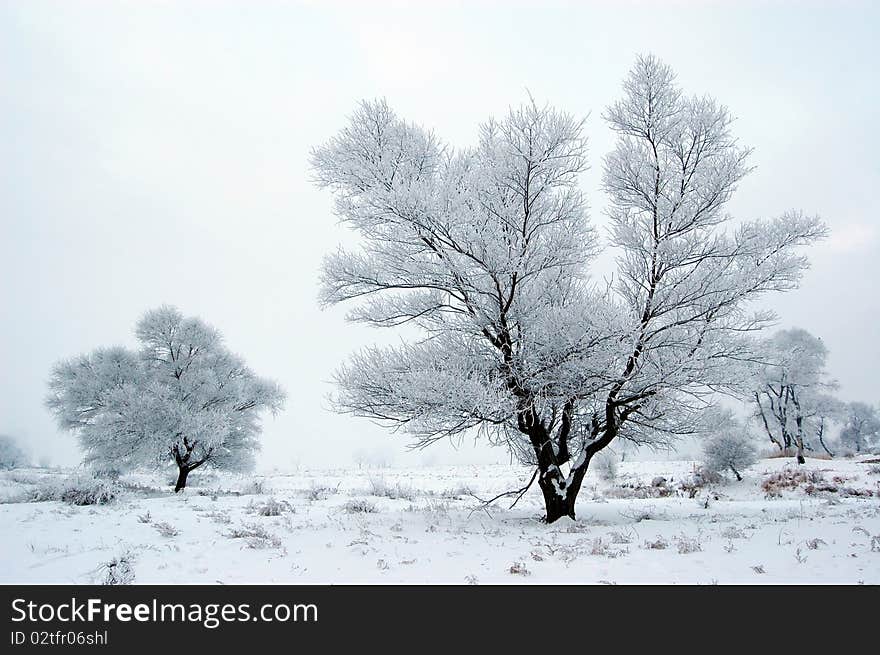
342 498 378 514
508 561 531 575
226 523 282 549
761 469 826 496
643 536 669 550
152 521 179 537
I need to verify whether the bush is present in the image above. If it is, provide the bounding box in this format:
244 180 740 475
241 479 268 495
226 523 282 549
304 483 339 501
675 533 702 554
678 465 723 497
31 473 121 506
342 499 378 514
593 451 618 482
508 561 531 576
152 521 179 537
643 536 669 550
99 551 136 585
366 477 415 500
251 497 292 516
702 431 757 481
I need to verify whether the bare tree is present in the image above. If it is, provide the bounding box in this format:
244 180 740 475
313 55 826 522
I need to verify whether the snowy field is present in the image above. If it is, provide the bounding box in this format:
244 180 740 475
1 455 879 585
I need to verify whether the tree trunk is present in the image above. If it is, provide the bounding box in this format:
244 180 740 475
817 420 834 457
730 466 742 481
174 466 190 493
538 477 576 523
782 430 792 450
755 393 783 451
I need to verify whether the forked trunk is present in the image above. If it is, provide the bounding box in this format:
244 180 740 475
536 457 591 523
538 477 576 523
521 406 602 524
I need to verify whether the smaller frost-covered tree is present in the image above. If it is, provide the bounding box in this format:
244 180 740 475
839 402 880 454
46 306 285 491
701 411 757 481
809 393 844 457
0 435 29 470
752 328 837 463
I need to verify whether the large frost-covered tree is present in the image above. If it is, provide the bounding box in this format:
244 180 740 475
46 306 285 491
313 55 826 522
751 328 837 463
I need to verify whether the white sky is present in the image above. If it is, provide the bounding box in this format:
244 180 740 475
2 0 878 469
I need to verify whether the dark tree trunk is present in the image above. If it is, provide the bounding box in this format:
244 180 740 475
794 435 806 464
174 466 190 493
533 432 597 523
730 466 743 481
515 396 614 523
524 415 588 523
755 393 783 451
538 476 576 523
171 437 211 493
815 417 833 457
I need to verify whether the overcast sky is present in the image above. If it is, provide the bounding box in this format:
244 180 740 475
2 0 878 470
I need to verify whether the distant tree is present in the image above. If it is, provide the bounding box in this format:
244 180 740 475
810 393 845 457
701 411 757 481
839 402 880 454
752 328 838 463
312 55 825 522
46 306 285 491
0 435 29 470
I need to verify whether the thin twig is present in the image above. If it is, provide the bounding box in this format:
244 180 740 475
468 466 539 514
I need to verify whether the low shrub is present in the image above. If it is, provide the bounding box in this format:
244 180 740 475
250 497 292 516
342 499 378 514
31 474 121 506
99 551 136 585
366 477 415 500
226 523 282 549
152 521 179 537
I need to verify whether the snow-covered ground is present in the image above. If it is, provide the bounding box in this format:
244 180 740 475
1 456 879 584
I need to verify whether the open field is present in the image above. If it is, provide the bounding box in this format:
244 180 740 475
1 455 879 585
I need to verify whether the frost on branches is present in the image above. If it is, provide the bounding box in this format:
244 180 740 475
840 402 880 454
701 410 757 481
313 55 826 522
46 306 285 491
0 435 29 470
751 328 839 463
